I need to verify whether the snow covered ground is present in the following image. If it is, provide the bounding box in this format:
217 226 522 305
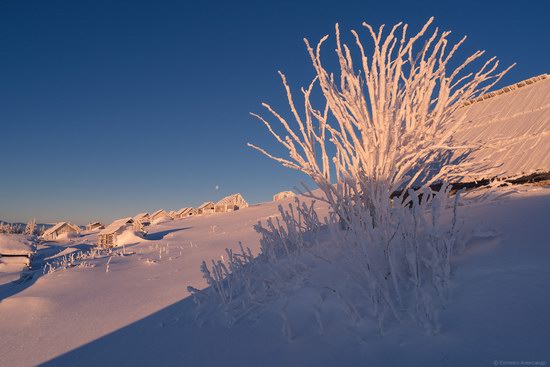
0 187 549 366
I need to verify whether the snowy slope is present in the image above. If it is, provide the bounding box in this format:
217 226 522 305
0 198 298 366
0 188 549 366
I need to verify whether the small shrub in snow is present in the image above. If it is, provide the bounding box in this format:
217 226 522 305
254 198 323 262
43 246 113 274
189 199 328 325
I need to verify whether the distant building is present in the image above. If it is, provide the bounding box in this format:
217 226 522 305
86 222 105 231
150 209 172 224
175 207 197 219
168 210 177 218
133 212 151 226
97 217 142 248
273 191 296 201
41 222 80 241
214 193 249 213
197 201 215 215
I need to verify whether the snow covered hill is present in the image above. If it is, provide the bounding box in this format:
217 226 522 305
0 186 549 366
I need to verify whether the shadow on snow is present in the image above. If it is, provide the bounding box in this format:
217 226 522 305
145 227 190 241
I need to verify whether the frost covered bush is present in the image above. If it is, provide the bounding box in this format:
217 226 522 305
247 18 509 328
191 17 512 334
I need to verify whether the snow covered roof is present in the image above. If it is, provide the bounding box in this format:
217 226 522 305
133 212 149 220
100 217 134 235
42 222 80 238
151 209 169 218
453 74 550 181
215 193 248 207
176 207 193 215
197 202 215 209
0 234 34 256
463 74 548 106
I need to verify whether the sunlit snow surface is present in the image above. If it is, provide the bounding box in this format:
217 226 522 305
0 187 549 366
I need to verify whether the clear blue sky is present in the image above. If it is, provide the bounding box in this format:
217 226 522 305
1 0 547 224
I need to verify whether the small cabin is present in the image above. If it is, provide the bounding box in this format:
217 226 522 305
273 191 296 201
150 209 172 224
215 193 249 213
97 217 142 248
133 212 151 226
197 201 215 215
86 222 105 231
175 207 197 219
41 222 81 241
0 234 35 268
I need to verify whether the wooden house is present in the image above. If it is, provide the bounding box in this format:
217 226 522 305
197 201 215 215
97 217 142 248
273 191 296 201
0 234 34 267
215 193 249 213
86 222 105 231
133 212 151 226
175 207 197 219
41 222 81 241
150 209 172 224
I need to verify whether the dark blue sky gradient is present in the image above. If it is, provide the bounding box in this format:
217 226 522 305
1 0 548 224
